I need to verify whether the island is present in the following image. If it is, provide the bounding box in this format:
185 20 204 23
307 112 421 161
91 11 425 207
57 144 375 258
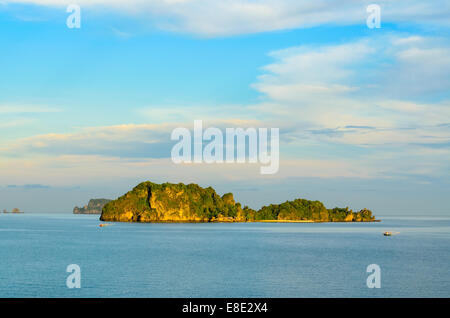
99 181 376 223
74 199 112 214
2 208 23 214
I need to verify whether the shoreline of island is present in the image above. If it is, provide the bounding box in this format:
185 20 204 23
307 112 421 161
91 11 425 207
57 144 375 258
254 219 380 223
98 219 380 224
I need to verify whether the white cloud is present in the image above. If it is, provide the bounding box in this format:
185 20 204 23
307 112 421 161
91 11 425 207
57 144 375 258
253 40 374 103
0 118 36 128
386 40 450 96
252 35 450 134
0 154 380 189
4 123 176 158
245 34 450 182
4 0 450 36
3 35 448 181
3 119 266 158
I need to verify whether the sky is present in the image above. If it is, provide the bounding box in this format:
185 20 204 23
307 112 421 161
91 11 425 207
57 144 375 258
0 0 449 215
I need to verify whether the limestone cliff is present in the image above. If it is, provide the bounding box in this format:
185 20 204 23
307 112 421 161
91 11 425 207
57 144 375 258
100 181 377 223
100 182 249 222
74 199 112 214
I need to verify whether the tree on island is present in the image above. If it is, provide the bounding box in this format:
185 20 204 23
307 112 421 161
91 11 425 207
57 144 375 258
12 208 21 213
2 209 7 213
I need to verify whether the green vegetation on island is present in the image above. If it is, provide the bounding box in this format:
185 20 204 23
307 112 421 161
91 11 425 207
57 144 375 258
74 199 112 214
257 201 374 222
100 181 376 223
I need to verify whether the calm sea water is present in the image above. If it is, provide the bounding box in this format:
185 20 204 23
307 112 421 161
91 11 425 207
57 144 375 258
0 213 449 297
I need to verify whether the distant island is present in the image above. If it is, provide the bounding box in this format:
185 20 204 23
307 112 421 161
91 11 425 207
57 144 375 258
73 199 112 214
100 181 376 223
2 208 23 214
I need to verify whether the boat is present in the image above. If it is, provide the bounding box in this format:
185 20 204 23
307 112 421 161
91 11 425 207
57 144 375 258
383 231 399 236
99 223 112 227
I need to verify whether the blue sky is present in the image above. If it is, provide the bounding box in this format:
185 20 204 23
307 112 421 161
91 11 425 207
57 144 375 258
0 1 449 215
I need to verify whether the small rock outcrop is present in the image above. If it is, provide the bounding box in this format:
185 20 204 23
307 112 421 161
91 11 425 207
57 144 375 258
73 199 112 214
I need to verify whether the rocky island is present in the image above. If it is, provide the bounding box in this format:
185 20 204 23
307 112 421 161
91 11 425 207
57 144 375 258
74 199 112 214
2 208 23 214
100 181 376 223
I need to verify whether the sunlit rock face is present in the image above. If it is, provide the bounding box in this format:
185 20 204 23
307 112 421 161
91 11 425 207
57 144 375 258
100 182 248 223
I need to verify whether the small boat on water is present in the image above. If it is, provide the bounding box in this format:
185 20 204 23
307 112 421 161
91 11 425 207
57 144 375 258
383 231 399 236
99 223 112 227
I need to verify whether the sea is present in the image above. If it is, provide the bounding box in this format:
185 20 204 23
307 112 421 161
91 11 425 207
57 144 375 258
0 213 449 297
